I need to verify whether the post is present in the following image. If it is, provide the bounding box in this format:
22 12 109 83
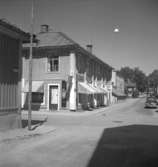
28 0 34 130
18 40 22 128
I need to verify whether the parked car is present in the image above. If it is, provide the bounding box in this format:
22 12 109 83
154 95 158 105
145 97 157 108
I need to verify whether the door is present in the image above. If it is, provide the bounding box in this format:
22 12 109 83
49 85 58 110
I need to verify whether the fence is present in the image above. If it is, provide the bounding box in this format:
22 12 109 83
0 83 18 112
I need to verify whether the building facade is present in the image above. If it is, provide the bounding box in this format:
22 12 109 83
22 25 113 111
111 70 126 102
0 19 29 130
125 79 137 97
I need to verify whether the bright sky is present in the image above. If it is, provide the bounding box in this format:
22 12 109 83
0 0 158 75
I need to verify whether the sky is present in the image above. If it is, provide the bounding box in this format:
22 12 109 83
0 0 158 75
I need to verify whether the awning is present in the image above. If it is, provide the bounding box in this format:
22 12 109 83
78 82 108 95
112 88 126 97
98 87 108 94
89 85 107 94
78 82 96 94
23 81 44 93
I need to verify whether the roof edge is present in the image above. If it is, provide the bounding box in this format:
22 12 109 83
0 19 30 40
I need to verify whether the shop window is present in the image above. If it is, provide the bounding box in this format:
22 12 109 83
32 92 44 103
47 56 59 72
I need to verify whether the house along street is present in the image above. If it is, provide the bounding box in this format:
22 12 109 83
1 97 158 167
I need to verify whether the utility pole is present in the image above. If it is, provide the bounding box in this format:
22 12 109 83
28 0 34 130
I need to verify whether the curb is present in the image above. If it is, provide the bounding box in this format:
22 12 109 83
21 104 117 117
21 99 130 117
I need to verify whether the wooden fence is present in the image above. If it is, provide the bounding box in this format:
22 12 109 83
0 83 18 112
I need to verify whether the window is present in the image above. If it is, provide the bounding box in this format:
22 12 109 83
32 92 44 103
47 56 59 72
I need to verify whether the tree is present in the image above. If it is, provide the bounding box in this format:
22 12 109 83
148 70 158 93
118 67 135 82
118 67 147 92
133 67 147 92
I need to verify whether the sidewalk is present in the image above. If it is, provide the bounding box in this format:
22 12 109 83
0 125 56 143
0 104 111 143
0 99 131 143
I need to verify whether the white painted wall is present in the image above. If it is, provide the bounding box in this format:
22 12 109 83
69 52 77 111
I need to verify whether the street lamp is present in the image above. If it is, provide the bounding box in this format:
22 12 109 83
114 27 120 33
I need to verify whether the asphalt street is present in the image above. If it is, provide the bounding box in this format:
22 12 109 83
1 97 158 167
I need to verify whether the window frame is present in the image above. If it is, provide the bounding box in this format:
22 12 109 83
47 56 60 73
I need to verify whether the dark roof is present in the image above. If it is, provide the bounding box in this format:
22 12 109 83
37 32 77 47
23 30 113 69
0 19 30 41
36 31 77 47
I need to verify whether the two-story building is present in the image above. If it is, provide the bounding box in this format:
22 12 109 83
22 25 113 111
0 19 29 130
125 79 137 97
111 69 126 102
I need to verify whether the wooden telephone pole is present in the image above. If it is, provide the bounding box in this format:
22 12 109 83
28 0 34 130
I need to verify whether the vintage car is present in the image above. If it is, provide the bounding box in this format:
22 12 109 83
145 97 157 108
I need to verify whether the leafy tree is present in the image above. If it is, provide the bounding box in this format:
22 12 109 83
148 70 158 93
118 67 147 92
133 67 147 92
118 67 135 82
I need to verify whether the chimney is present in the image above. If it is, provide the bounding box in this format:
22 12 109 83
86 44 93 53
40 24 49 33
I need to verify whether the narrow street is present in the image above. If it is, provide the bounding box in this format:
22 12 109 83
1 97 158 167
1 1 158 167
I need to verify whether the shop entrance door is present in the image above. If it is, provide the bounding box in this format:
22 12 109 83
49 85 58 110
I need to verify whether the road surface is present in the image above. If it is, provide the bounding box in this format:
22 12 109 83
1 97 158 167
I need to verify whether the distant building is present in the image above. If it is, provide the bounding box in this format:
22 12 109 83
125 79 137 97
22 25 113 111
111 70 126 102
0 19 29 130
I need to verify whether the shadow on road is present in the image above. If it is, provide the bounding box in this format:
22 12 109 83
87 125 158 167
22 118 47 130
